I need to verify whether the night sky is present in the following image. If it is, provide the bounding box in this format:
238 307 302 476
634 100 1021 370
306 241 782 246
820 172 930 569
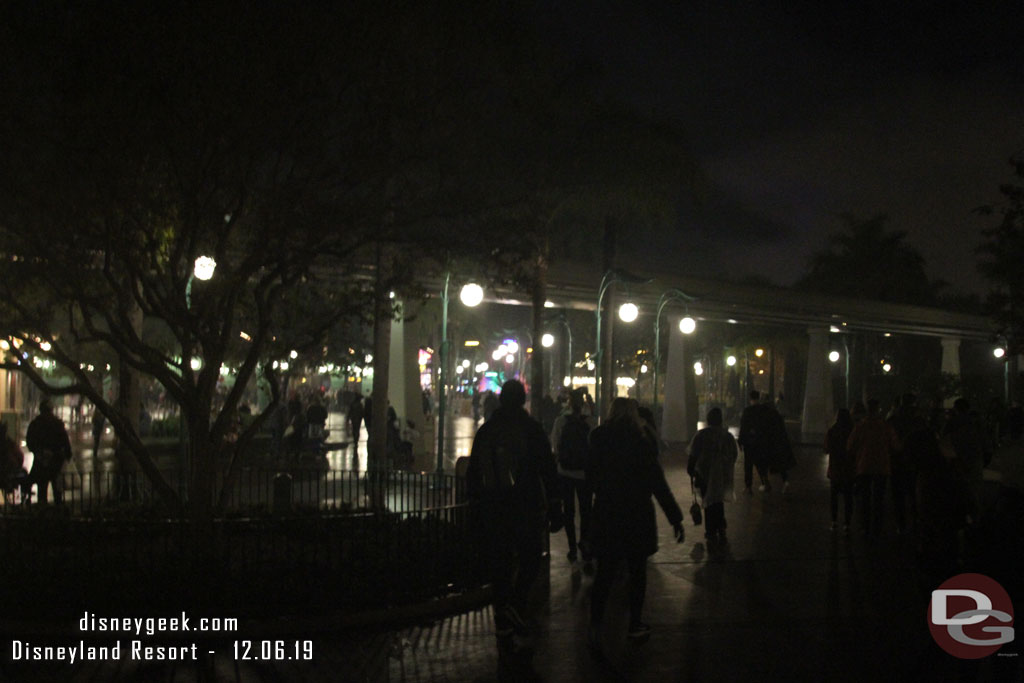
555 1 1024 295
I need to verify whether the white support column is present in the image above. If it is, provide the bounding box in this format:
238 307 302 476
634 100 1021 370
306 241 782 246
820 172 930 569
940 337 962 407
661 320 698 446
801 327 833 443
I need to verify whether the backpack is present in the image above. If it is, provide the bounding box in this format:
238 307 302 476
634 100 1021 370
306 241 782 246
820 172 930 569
558 414 590 471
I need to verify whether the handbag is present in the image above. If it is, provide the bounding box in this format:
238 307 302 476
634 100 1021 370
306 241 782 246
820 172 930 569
689 476 702 526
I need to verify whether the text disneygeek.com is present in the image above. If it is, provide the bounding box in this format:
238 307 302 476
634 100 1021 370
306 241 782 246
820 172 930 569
5 611 321 664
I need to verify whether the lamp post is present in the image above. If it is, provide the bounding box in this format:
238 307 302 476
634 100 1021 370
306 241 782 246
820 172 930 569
652 288 696 418
543 313 573 391
181 255 215 498
595 269 649 420
436 274 482 475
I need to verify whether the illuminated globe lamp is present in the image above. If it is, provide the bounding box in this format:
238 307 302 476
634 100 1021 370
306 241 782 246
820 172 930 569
994 347 1006 359
618 302 639 323
541 333 555 348
726 355 737 367
193 256 217 281
679 316 696 335
459 282 484 307
829 350 841 363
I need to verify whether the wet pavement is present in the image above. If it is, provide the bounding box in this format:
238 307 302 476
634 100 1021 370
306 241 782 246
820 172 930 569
4 416 1022 682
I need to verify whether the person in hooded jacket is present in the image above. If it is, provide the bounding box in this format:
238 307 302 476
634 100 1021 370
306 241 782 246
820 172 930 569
586 397 685 654
687 407 738 544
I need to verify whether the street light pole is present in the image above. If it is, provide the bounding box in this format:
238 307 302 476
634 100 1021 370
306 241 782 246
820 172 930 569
435 274 482 475
652 289 696 419
436 272 451 475
594 268 649 420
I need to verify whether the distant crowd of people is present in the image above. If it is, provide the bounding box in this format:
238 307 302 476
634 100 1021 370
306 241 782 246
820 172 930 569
464 377 1020 668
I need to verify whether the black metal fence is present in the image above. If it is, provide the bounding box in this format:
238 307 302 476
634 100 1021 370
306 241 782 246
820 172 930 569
0 470 482 617
2 467 467 516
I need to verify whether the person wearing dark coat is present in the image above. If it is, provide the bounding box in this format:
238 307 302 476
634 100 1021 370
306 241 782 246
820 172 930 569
346 395 364 451
466 380 562 646
687 407 738 543
739 391 773 493
587 397 685 654
25 399 73 504
825 408 855 532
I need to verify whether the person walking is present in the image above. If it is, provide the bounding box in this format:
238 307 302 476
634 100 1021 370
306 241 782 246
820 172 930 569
91 405 106 457
825 408 856 533
466 380 562 651
847 398 899 540
24 399 73 504
587 397 685 656
887 393 926 534
739 391 772 492
687 407 738 544
549 389 594 570
346 395 364 452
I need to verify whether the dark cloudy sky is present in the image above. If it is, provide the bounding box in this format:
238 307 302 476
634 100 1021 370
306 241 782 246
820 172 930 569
555 1 1024 294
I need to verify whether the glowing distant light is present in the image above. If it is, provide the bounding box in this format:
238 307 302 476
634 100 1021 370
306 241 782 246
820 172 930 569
505 341 519 354
544 300 555 308
492 348 504 361
587 360 595 371
618 302 639 323
505 354 515 364
882 363 892 373
541 333 555 348
239 331 252 342
830 326 841 333
280 361 290 371
455 366 464 374
39 341 51 352
994 347 1006 359
461 359 471 368
464 340 480 347
389 291 396 299
563 376 571 387
679 316 696 335
883 332 892 337
829 350 841 363
0 340 9 351
193 256 216 281
459 282 484 307
289 349 298 359
755 348 764 358
693 361 704 376
364 354 373 364
640 363 649 374
190 357 202 371
726 355 737 367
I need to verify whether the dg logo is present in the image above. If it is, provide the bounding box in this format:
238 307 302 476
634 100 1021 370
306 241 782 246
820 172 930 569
929 573 1015 659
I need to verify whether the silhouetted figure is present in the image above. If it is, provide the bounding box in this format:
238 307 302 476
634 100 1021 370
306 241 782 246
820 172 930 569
25 399 73 504
587 397 684 656
947 397 987 521
848 398 899 540
687 407 738 544
482 390 499 422
346 396 364 450
466 380 561 652
825 408 855 532
887 393 926 534
91 406 106 457
550 389 594 569
0 422 25 503
739 391 772 492
471 390 481 422
915 412 966 580
306 395 328 440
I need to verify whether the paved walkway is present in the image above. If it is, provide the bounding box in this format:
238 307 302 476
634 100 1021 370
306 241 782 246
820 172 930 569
3 444 1021 682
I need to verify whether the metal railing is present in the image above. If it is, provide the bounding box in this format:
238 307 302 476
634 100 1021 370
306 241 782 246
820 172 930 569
0 469 482 616
2 468 464 517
